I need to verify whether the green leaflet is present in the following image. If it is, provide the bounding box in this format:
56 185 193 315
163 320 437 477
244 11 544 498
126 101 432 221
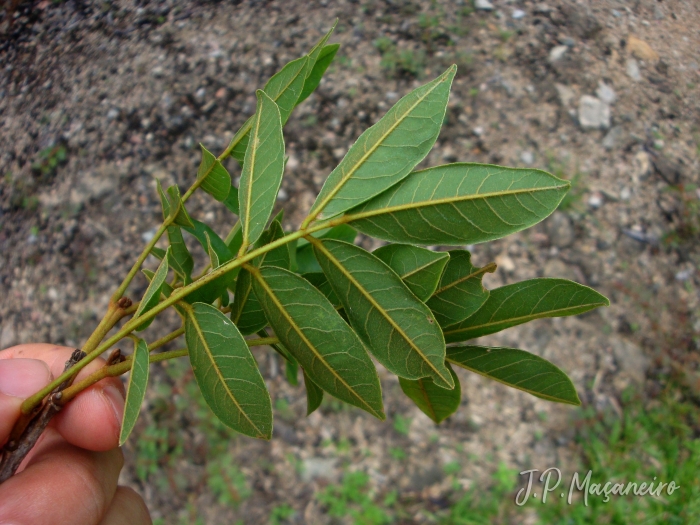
166 225 193 283
297 44 339 105
345 163 570 245
285 358 299 386
443 278 610 343
426 250 495 327
303 371 324 416
184 219 233 266
373 244 450 301
231 220 289 334
223 185 240 216
250 266 385 419
149 246 166 261
119 338 150 445
197 145 232 202
313 239 453 389
141 268 186 318
185 303 272 439
133 248 169 331
165 185 195 228
301 273 340 308
295 225 356 273
399 363 461 424
446 346 581 405
308 66 456 221
229 56 308 162
238 90 285 250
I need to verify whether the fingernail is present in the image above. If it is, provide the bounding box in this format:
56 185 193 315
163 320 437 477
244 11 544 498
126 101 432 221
0 359 51 398
102 384 125 425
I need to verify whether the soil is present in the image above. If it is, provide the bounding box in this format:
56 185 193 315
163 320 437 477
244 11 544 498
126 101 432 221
1 0 699 523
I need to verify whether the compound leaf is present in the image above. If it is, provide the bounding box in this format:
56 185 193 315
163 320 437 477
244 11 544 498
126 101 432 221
373 244 449 301
427 250 496 327
313 239 453 389
399 363 461 424
119 338 150 445
345 164 570 245
250 265 385 419
185 303 272 439
443 279 610 343
197 145 231 202
238 90 285 250
446 345 580 405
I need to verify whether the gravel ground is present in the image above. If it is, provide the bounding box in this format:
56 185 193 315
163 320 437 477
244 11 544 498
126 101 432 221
1 0 699 523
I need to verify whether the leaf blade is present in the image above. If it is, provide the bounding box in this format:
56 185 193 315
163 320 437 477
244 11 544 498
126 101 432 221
346 163 570 245
185 303 272 439
197 145 232 202
238 90 285 250
313 239 453 389
447 345 580 405
133 249 169 331
119 338 150 445
426 250 495 327
250 266 385 419
443 278 610 343
399 363 461 424
309 66 456 220
303 371 324 416
373 244 450 301
297 43 340 105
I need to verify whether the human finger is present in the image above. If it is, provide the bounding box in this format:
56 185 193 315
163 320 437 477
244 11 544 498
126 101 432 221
99 486 152 525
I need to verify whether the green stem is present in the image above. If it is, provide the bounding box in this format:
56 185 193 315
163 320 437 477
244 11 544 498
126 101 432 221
21 216 343 415
247 337 279 347
148 327 185 352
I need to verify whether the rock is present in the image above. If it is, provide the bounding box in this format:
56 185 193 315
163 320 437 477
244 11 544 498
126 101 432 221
588 191 603 209
520 151 534 165
495 254 515 272
626 59 642 81
151 66 165 78
602 126 625 150
474 0 494 11
627 36 659 62
106 108 120 120
609 337 649 386
512 9 525 20
555 83 575 107
545 211 575 248
578 95 610 130
653 5 665 20
595 81 616 104
534 3 553 14
633 150 651 179
472 126 484 137
301 458 337 483
548 45 568 63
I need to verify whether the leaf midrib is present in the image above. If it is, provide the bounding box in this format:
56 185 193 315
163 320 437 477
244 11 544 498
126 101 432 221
345 183 570 223
446 354 578 405
313 239 451 386
398 254 448 280
432 262 496 297
312 68 452 219
188 309 264 437
443 303 606 336
250 267 382 418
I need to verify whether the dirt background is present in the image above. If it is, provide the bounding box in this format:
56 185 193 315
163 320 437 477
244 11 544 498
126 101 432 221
1 0 699 523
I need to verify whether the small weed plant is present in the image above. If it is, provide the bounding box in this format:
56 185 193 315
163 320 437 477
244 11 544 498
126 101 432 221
0 21 609 504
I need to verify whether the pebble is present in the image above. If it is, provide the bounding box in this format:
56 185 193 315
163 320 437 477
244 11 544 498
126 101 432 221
555 83 575 107
512 9 526 19
546 211 575 248
194 87 206 101
578 95 610 130
620 187 631 200
520 151 534 165
653 5 665 20
626 58 642 81
495 254 515 272
675 269 692 282
472 126 484 137
602 125 625 150
106 108 120 120
151 66 165 78
548 45 568 63
627 36 659 62
142 228 157 243
276 187 288 201
474 0 494 11
633 150 651 179
596 81 616 104
588 192 603 209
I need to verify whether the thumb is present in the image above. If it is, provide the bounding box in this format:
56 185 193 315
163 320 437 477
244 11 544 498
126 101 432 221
0 359 51 445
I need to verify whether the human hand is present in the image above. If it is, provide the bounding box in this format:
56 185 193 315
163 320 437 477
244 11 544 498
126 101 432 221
0 344 151 525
